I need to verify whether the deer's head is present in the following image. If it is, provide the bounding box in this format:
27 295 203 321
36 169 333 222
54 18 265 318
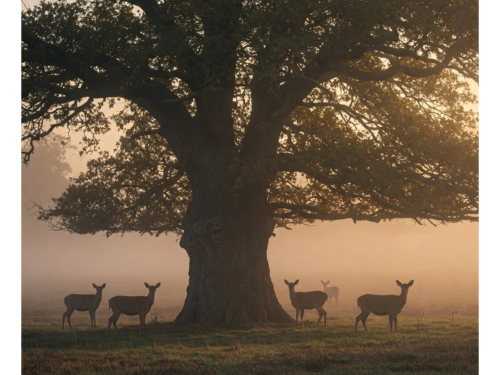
284 279 299 292
92 283 106 294
145 282 161 295
396 280 414 295
321 280 330 287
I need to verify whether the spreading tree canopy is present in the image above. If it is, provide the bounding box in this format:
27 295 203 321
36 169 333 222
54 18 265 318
22 0 478 324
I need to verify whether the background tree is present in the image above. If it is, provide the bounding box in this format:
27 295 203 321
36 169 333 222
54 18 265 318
22 0 478 324
22 135 74 242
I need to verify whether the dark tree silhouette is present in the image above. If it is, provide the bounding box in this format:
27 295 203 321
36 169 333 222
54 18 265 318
22 0 478 324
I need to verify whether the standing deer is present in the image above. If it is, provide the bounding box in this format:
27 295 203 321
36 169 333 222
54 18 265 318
355 280 414 333
320 280 339 305
107 282 161 336
62 283 106 329
285 279 328 326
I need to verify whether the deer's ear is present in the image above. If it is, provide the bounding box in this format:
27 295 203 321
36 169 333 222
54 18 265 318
321 280 324 284
294 279 299 285
101 283 106 289
145 282 150 288
284 280 289 285
408 280 414 286
396 280 402 287
155 283 161 288
326 281 330 284
92 283 97 288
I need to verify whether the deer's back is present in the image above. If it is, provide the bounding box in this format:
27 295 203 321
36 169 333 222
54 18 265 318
357 294 404 315
64 294 97 311
295 291 328 309
326 286 339 296
109 296 152 315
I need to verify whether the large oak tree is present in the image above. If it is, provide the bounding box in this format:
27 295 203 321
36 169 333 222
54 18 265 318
22 0 478 324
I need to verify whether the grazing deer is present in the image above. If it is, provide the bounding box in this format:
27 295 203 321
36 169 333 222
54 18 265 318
355 280 414 333
284 279 328 326
320 280 339 305
107 282 160 336
62 283 106 330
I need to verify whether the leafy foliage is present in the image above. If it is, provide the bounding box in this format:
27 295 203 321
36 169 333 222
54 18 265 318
38 104 189 236
23 0 478 236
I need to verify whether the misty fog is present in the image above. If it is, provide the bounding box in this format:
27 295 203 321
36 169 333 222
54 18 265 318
22 137 478 326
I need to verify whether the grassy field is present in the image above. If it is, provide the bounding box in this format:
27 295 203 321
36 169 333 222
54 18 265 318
21 280 478 374
22 311 478 375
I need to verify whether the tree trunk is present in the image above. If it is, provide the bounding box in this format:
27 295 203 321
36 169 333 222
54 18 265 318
175 171 293 324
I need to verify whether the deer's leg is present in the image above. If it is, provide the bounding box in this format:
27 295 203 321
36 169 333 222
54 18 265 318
360 312 369 332
322 307 327 326
66 309 75 329
300 309 305 323
107 314 113 336
389 315 393 332
93 310 96 328
62 310 69 330
355 312 362 332
107 315 111 336
335 295 338 305
89 311 94 329
315 308 322 325
113 314 120 336
295 309 299 324
108 313 120 336
394 315 398 332
139 314 146 336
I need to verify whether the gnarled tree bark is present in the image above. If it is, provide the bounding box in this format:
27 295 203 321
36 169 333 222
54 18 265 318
174 138 293 324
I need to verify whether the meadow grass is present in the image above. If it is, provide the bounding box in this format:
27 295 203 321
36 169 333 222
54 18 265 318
22 312 477 374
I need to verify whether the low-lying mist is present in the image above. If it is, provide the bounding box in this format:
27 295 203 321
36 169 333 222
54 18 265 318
22 138 478 325
22 219 478 326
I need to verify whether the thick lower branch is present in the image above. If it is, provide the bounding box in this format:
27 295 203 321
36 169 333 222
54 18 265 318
269 202 478 223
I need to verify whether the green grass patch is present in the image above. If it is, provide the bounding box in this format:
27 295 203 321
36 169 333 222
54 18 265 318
22 314 478 374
